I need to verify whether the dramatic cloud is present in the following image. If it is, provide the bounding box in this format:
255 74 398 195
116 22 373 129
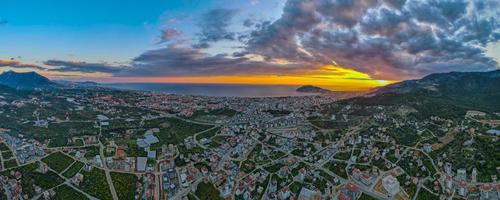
39 0 499 80
44 60 125 73
240 0 500 79
118 45 309 77
193 8 238 48
0 59 45 70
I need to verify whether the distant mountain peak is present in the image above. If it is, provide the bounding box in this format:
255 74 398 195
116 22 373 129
0 71 58 90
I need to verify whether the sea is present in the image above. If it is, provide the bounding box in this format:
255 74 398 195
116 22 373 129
104 83 318 97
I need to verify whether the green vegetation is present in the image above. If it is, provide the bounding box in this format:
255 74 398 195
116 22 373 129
1 151 13 159
187 193 197 200
318 170 335 184
54 184 89 200
359 193 378 200
289 181 303 195
264 163 284 173
416 188 439 200
4 159 18 168
42 151 75 173
291 162 308 176
195 127 220 140
144 117 213 147
324 161 347 178
430 132 499 182
111 172 138 200
333 151 351 160
195 182 222 200
79 168 113 200
241 159 256 173
63 161 84 178
0 142 9 151
0 162 64 198
397 175 417 198
83 146 100 158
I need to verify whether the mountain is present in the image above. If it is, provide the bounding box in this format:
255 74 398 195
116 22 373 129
0 71 59 90
370 70 500 95
296 85 332 93
347 70 500 117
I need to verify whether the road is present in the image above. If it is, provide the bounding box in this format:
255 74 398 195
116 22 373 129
98 125 119 200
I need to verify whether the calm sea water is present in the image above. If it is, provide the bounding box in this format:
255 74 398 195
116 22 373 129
104 83 317 97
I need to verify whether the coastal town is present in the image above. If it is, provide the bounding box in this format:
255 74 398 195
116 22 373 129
0 87 499 200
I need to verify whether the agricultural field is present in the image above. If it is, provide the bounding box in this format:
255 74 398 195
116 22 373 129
42 151 75 173
63 161 84 178
110 172 138 200
78 168 113 200
53 184 89 200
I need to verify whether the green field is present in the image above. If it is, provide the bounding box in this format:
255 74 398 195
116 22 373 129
3 159 18 169
79 168 113 200
54 184 89 200
63 161 84 178
110 172 138 200
324 161 348 179
144 117 213 147
195 182 222 200
1 151 13 159
42 151 75 173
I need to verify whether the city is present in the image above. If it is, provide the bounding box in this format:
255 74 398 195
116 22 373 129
0 73 498 199
1 0 500 199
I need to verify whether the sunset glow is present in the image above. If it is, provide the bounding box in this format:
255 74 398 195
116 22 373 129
54 64 396 91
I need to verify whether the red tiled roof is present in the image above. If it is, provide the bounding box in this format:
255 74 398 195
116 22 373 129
346 182 359 192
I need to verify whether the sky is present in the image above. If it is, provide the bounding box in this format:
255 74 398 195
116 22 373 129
1 0 499 91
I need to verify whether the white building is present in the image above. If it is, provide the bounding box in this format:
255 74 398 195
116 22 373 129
382 175 400 196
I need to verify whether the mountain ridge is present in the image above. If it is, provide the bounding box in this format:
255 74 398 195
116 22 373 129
0 71 59 90
348 69 500 115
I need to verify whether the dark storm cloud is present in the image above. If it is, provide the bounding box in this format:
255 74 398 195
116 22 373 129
45 60 125 73
193 8 238 48
240 0 500 79
0 59 45 70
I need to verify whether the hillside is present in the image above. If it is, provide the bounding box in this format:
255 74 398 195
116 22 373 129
0 71 58 90
347 70 500 116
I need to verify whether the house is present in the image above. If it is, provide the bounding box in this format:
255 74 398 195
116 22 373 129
382 175 400 196
298 187 321 200
422 143 432 153
457 181 467 196
115 147 126 158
